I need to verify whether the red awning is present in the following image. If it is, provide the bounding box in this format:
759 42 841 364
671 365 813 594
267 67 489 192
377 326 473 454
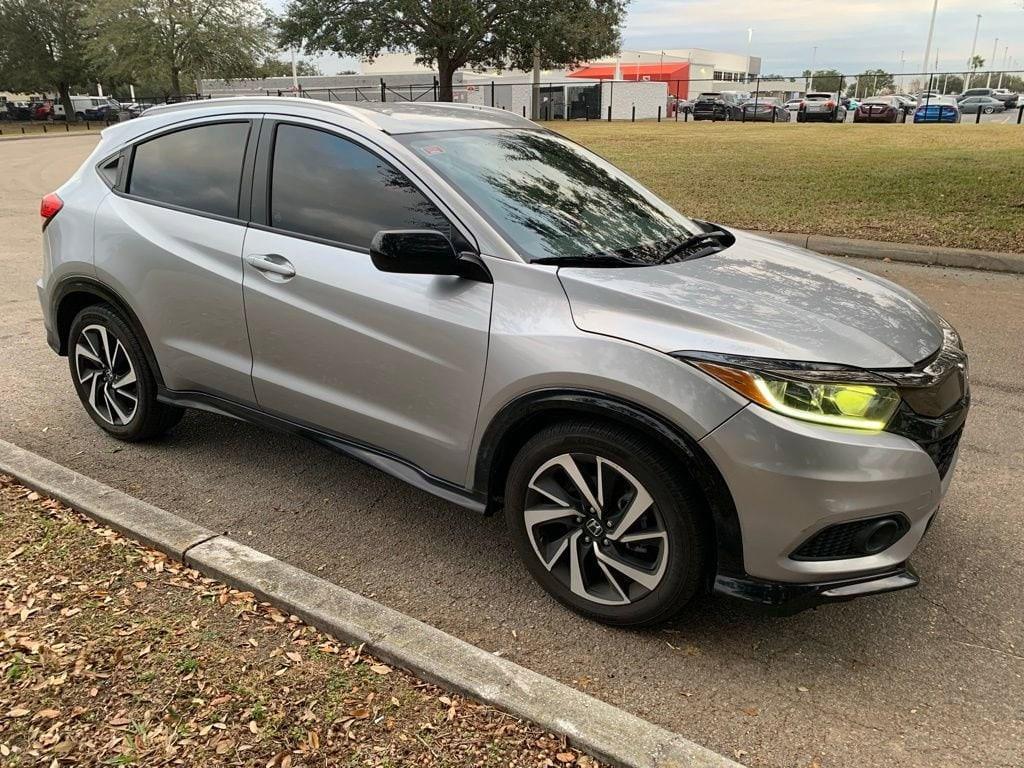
568 63 690 80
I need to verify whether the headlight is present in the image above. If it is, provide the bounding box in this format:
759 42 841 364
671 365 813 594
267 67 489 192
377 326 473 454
689 360 901 431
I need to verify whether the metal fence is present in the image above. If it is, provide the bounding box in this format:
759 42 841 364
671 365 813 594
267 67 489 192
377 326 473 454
262 69 1024 126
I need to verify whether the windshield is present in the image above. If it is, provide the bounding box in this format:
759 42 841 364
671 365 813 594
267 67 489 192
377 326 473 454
399 129 700 264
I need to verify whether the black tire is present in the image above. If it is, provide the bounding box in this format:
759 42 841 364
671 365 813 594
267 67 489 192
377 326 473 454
504 420 708 627
983 107 994 115
67 304 183 441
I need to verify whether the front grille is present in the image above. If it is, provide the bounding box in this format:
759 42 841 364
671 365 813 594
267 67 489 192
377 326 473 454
791 516 909 560
920 428 963 480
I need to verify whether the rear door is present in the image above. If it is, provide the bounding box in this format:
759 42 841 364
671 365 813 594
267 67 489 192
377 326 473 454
240 119 493 484
94 117 259 403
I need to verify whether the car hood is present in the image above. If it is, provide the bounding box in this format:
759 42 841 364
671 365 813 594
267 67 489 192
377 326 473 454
557 230 943 369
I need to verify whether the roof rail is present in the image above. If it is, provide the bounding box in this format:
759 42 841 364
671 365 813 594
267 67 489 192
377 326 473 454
143 96 384 129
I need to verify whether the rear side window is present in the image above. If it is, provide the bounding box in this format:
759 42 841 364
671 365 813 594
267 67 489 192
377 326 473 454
127 122 250 218
269 123 451 248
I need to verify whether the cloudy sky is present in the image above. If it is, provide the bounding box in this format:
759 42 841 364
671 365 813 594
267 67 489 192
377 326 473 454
622 0 1024 74
277 0 1024 77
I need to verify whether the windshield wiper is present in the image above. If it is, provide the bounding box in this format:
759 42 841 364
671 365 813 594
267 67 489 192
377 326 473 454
656 229 734 264
532 253 648 268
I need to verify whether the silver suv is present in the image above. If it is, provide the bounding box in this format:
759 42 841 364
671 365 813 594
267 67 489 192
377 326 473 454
38 99 969 626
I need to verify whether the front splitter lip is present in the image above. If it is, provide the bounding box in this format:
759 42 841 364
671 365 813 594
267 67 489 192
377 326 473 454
713 563 919 615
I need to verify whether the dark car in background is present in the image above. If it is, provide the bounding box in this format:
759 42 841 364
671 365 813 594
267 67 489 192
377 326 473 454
797 93 847 123
739 97 790 122
853 96 907 123
914 97 961 123
692 91 749 121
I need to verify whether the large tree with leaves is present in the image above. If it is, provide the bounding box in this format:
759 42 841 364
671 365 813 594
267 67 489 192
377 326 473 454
277 0 627 102
0 0 93 121
89 0 273 97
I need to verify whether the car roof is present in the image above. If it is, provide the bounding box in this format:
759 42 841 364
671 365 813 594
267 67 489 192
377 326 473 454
137 96 537 136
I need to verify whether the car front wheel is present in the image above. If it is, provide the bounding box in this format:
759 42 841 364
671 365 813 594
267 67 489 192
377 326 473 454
68 304 183 441
504 420 707 627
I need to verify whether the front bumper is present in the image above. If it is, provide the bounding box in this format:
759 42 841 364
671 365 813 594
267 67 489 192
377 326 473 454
701 403 951 584
714 563 920 615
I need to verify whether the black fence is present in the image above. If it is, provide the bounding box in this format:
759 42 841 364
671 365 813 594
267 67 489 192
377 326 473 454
256 69 1024 126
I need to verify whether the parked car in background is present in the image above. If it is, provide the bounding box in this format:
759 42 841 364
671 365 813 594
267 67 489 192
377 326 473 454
894 95 918 113
958 96 1006 115
36 98 970 625
914 97 961 123
692 91 749 121
991 89 1019 109
53 96 122 121
784 98 803 112
957 86 1017 109
853 96 907 123
32 102 54 120
739 97 790 122
4 101 33 120
797 93 846 123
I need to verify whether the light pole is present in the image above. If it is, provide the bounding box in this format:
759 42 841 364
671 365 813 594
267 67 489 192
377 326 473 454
746 28 754 84
966 14 981 89
898 50 905 93
921 0 938 77
809 45 817 91
998 45 1009 89
986 38 999 88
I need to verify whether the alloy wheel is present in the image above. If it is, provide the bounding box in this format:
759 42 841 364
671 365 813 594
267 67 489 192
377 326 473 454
523 453 669 606
74 323 139 426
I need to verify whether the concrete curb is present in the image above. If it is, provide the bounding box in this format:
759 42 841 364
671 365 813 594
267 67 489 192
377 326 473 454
0 438 741 768
767 231 1024 275
0 128 103 142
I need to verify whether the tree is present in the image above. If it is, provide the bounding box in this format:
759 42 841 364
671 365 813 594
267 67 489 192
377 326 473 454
89 0 273 97
805 68 843 94
257 56 322 78
0 0 93 121
277 0 627 102
851 68 894 97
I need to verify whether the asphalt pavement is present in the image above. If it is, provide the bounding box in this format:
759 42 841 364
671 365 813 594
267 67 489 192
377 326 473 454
1 134 1022 768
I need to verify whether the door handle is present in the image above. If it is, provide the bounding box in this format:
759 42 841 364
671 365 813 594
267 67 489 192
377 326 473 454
245 253 295 278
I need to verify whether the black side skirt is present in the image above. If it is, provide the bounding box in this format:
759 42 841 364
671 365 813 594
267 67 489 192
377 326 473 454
156 388 487 514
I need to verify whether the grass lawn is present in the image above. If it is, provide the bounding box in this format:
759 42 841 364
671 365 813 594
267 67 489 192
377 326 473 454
548 122 1024 252
0 476 600 767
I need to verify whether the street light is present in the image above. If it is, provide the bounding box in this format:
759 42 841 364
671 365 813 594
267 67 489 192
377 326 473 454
966 14 981 89
986 38 999 88
998 45 1009 89
809 45 817 91
921 0 938 76
746 28 754 84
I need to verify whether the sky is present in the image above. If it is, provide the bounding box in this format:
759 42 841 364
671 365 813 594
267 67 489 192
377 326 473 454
272 0 1024 78
622 0 1024 75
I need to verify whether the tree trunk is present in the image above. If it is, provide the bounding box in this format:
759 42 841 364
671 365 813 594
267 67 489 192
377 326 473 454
171 66 182 98
531 42 541 120
58 82 76 123
437 57 455 102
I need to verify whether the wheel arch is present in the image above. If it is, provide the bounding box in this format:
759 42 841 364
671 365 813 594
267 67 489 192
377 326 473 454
52 277 165 388
473 389 745 579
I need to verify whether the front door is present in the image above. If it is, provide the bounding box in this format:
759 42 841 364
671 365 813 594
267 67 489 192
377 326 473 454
241 121 492 484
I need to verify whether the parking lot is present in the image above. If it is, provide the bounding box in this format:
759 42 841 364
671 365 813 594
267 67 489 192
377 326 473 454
1 134 1022 768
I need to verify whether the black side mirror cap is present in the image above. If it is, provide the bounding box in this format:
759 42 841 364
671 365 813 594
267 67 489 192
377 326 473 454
370 229 490 282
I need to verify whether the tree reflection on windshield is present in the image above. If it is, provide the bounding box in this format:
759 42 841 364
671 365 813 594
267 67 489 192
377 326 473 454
402 129 698 263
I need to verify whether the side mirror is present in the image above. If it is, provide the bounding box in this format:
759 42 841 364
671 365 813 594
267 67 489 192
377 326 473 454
369 229 490 282
369 229 459 275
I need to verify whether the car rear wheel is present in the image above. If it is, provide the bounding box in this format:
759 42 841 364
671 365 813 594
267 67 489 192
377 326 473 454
68 304 183 441
983 107 995 114
504 420 707 627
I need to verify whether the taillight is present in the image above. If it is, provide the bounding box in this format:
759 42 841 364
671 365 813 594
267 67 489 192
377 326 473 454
826 100 836 109
40 192 63 230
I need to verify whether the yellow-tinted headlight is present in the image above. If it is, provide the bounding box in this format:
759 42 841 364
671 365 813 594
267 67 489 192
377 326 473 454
696 362 901 430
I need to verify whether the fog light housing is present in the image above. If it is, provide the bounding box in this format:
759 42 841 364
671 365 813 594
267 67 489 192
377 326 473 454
791 515 910 561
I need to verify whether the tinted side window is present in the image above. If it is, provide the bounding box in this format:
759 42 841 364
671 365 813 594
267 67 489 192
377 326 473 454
270 124 451 248
128 122 250 218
